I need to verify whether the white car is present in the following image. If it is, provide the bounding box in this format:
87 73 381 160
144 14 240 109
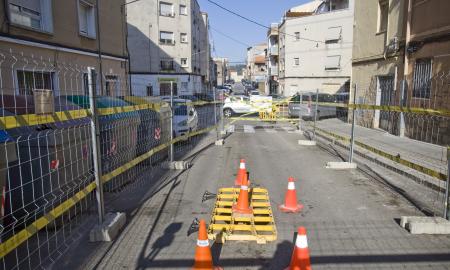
222 95 272 118
162 98 198 137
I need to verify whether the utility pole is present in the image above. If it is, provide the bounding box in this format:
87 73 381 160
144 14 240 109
170 81 174 162
349 83 357 163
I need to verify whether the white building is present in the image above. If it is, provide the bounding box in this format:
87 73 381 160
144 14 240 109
278 0 354 97
246 43 267 90
126 0 211 96
266 23 280 95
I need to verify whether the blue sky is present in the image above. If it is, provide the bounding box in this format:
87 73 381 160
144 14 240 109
198 0 309 64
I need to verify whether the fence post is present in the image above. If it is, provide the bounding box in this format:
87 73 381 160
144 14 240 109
349 83 357 163
298 92 303 131
213 87 219 140
313 89 319 140
444 147 450 220
88 67 105 224
169 81 174 163
399 80 406 137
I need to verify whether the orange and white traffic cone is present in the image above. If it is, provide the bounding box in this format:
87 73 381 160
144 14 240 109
285 227 312 270
192 219 222 270
279 177 303 213
232 173 253 215
234 159 247 186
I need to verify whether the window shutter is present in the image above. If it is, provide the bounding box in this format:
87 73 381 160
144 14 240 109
326 27 342 42
325 55 341 70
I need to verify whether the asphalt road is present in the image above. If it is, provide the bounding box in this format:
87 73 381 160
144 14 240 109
59 120 450 269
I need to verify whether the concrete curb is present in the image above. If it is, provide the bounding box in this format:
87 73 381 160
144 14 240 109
298 140 316 146
89 212 126 242
326 161 357 169
400 216 450 234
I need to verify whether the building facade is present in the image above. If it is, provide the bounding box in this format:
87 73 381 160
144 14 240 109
352 0 407 132
213 57 228 86
0 0 129 97
266 23 279 95
352 0 450 145
278 0 354 97
127 0 211 96
246 43 267 90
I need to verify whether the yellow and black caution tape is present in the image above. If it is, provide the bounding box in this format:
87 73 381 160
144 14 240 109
0 124 218 258
313 126 448 181
0 109 89 130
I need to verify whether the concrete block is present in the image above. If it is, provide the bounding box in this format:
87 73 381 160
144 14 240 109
215 139 224 146
298 140 316 146
326 161 357 170
89 212 126 242
401 216 450 234
163 161 192 170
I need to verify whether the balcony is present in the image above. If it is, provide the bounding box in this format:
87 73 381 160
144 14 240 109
269 45 279 56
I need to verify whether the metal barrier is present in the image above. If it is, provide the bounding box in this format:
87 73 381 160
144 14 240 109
0 49 222 269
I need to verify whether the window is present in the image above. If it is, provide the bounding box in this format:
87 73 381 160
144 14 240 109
160 59 174 71
180 33 188 43
160 2 174 17
325 55 341 70
83 73 89 95
377 0 388 33
294 58 300 66
16 70 55 95
181 82 188 91
181 58 188 67
294 32 300 41
412 59 432 99
159 31 174 45
105 75 119 96
180 4 187 15
78 0 96 38
9 0 53 32
146 85 153 96
160 82 177 95
325 27 341 43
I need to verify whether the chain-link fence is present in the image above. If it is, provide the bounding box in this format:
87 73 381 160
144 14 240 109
0 49 221 269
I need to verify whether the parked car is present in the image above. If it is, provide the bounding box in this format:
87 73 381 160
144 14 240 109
194 93 214 102
223 95 272 118
179 95 199 102
250 90 260 96
162 98 199 137
288 93 337 120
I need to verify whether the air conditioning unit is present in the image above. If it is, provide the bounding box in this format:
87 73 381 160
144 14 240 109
385 36 399 54
33 89 54 115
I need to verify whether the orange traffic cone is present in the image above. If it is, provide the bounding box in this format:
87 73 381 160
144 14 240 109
285 227 312 270
279 177 303 213
192 219 222 270
232 173 253 215
234 159 247 186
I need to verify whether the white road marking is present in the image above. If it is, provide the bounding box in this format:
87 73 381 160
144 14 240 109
227 125 235 133
281 126 295 133
264 127 277 133
244 125 255 133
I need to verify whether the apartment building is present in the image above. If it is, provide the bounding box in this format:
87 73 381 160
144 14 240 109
352 0 407 132
127 0 211 96
0 0 128 97
229 66 244 83
213 57 228 86
266 23 279 95
278 0 354 97
246 43 267 90
352 0 450 145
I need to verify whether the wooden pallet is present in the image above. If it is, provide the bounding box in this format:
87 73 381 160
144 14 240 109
207 187 277 244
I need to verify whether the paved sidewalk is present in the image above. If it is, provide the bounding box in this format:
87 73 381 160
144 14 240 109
306 118 448 177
